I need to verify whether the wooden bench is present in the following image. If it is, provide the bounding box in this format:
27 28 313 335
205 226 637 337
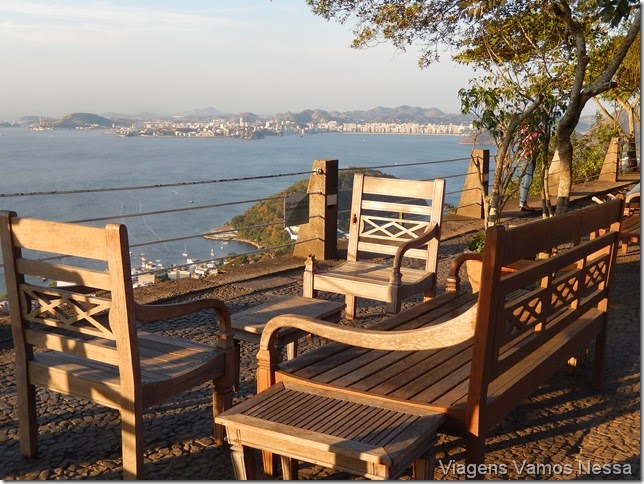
620 191 640 253
244 199 623 479
620 212 640 253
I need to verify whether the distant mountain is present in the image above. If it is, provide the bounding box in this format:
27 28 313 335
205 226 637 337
19 115 56 126
238 112 262 124
273 109 351 125
273 105 472 126
180 107 231 119
100 111 162 120
19 105 473 127
50 113 128 128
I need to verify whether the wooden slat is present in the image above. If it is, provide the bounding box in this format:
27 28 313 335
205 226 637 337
496 199 622 266
360 200 433 217
354 243 428 260
24 329 119 365
9 217 110 260
315 262 428 285
362 176 436 199
16 259 111 290
216 382 446 478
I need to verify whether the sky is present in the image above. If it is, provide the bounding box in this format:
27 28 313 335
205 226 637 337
0 0 478 121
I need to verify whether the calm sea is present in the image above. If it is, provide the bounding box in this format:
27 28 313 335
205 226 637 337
0 128 474 294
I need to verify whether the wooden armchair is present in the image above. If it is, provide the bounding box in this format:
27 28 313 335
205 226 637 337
0 212 237 479
303 174 445 319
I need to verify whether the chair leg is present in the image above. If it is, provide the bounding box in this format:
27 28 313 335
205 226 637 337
465 433 486 479
281 456 299 480
345 295 357 320
233 340 241 391
17 381 38 458
286 341 297 360
120 405 144 480
592 326 608 390
423 287 436 301
303 256 318 299
213 382 234 445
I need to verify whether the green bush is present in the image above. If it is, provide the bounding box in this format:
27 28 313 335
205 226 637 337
467 232 486 253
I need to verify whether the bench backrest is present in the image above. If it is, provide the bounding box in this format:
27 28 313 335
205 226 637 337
348 174 445 271
0 212 141 388
469 199 623 419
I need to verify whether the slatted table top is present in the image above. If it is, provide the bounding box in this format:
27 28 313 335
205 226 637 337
216 380 445 479
231 296 344 339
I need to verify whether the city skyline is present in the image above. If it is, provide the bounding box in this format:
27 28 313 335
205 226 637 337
1 0 476 121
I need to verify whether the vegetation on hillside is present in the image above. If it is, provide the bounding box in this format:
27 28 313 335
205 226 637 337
227 168 392 257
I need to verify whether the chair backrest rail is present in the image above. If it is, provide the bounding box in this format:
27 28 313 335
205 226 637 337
16 259 111 290
9 217 112 260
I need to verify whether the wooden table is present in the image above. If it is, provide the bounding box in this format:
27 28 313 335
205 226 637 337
230 296 344 388
231 296 344 356
216 381 446 480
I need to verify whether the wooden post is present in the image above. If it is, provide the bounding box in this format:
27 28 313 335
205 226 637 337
598 137 622 182
457 149 489 219
547 149 561 199
293 159 338 260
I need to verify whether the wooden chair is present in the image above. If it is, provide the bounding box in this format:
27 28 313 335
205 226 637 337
0 212 237 479
303 174 445 319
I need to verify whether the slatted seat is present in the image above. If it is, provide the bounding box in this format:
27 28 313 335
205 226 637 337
304 174 445 320
0 212 237 479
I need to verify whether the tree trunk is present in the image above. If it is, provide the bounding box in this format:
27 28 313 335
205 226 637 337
555 134 573 215
626 108 638 168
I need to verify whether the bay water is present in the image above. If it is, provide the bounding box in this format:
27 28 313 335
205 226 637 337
0 128 474 294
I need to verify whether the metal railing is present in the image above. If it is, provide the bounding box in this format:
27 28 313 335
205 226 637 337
0 151 486 286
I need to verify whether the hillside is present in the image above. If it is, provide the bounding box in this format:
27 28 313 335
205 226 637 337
50 113 126 128
224 168 394 257
273 105 472 126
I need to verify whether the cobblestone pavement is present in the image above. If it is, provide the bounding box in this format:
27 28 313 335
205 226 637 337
0 208 640 480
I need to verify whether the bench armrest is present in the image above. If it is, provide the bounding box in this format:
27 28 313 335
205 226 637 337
134 298 233 340
256 303 476 388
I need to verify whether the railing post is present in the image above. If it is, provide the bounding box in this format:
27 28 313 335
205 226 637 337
457 149 489 219
293 159 338 260
598 137 622 182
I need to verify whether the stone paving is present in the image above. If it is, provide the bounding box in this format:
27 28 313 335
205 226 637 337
0 201 640 480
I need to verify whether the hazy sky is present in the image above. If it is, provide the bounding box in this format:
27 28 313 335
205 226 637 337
1 0 477 120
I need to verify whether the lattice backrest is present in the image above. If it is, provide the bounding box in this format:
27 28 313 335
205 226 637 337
472 199 623 384
348 174 445 269
0 212 136 366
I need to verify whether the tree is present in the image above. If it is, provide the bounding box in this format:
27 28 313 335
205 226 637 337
307 0 641 215
592 34 640 168
456 5 568 225
549 1 640 214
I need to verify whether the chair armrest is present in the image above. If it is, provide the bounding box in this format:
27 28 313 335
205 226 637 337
134 298 233 337
391 221 440 274
256 302 476 391
446 253 483 292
